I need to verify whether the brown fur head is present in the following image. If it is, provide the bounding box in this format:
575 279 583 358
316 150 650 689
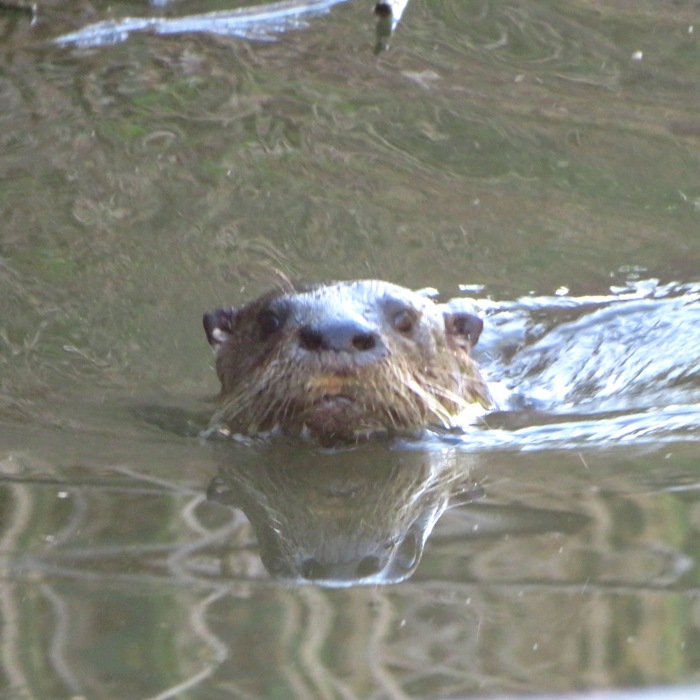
203 280 490 441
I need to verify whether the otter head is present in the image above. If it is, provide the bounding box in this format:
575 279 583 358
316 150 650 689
203 280 490 442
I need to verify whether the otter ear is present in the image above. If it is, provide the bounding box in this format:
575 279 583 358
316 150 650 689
203 307 237 349
444 311 483 348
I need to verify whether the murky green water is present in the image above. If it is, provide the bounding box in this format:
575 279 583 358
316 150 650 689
1 0 700 697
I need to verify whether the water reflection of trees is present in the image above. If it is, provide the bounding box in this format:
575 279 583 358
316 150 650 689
1 452 700 696
49 0 411 54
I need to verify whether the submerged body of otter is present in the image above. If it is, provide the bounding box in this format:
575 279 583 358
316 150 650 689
203 280 491 442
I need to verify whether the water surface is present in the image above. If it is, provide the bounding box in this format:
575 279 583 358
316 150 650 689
1 0 700 697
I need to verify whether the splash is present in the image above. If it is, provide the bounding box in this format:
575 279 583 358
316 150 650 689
452 280 700 450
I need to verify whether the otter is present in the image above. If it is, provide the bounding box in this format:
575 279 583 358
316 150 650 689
203 280 491 442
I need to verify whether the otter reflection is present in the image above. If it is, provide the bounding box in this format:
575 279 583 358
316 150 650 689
207 442 483 587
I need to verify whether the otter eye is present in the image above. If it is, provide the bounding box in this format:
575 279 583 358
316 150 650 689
393 310 414 334
258 309 283 339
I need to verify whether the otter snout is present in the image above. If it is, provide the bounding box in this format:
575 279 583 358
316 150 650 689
298 318 385 357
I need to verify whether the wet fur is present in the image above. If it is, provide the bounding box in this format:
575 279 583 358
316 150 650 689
205 280 491 440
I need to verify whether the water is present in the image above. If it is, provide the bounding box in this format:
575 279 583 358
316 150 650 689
467 279 700 449
1 0 700 697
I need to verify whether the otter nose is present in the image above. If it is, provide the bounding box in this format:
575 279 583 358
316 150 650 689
299 319 381 353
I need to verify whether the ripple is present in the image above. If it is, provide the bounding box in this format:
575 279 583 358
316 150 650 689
457 279 700 450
